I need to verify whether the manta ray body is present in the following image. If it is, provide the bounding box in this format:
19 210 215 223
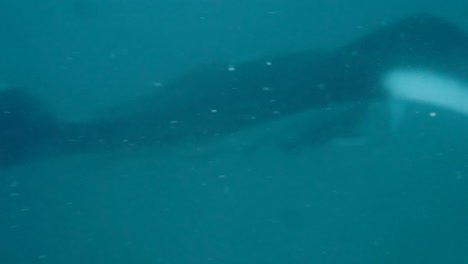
1 14 468 166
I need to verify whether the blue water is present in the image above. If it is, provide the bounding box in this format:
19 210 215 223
0 1 468 263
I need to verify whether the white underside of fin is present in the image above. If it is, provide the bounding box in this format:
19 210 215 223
384 69 468 118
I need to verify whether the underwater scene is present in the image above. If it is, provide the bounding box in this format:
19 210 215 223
0 1 467 263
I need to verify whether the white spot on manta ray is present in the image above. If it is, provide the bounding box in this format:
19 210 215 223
383 69 468 118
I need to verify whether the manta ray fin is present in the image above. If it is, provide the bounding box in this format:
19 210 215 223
274 101 370 151
387 98 409 132
384 69 468 118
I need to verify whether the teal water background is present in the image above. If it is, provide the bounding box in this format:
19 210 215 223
0 1 467 263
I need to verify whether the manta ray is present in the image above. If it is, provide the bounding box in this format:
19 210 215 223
1 14 468 167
